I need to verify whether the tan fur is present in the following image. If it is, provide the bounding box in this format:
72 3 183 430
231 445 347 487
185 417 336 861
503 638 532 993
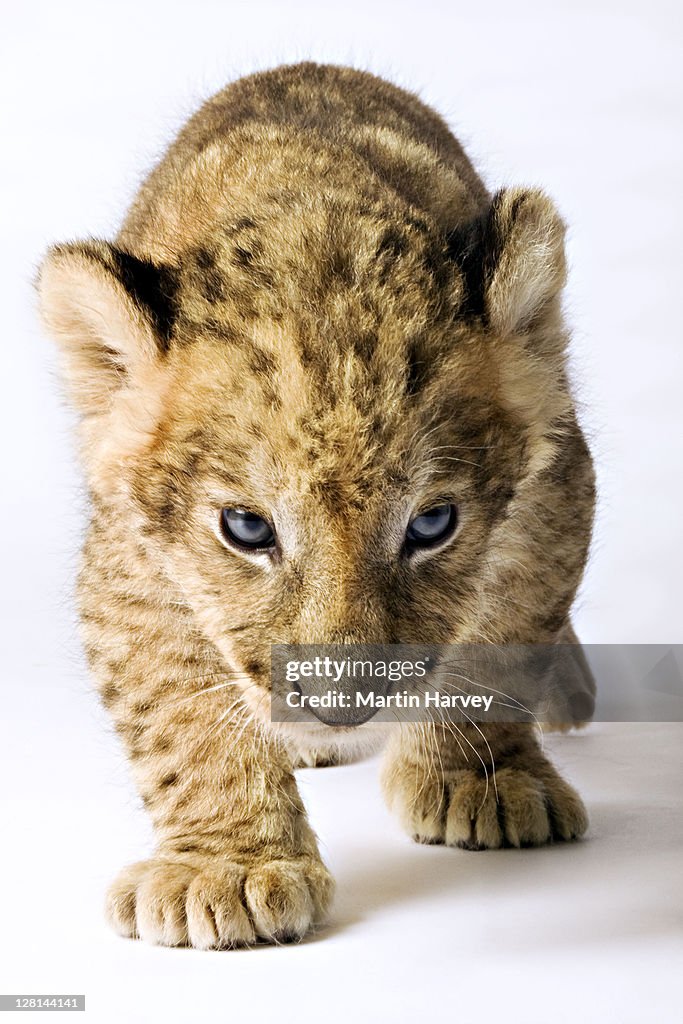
37 62 595 948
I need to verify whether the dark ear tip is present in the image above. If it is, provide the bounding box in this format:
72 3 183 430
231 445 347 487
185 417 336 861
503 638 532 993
39 240 180 348
37 238 114 281
493 187 566 239
445 195 506 322
35 240 103 311
446 186 568 335
107 248 180 347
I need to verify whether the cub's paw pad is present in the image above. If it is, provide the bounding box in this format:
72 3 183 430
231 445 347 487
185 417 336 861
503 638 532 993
106 855 333 949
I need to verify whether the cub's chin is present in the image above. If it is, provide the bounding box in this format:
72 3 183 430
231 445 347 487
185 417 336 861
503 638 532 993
279 721 390 769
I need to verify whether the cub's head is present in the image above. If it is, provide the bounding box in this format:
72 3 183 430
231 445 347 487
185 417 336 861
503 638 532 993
38 187 594 729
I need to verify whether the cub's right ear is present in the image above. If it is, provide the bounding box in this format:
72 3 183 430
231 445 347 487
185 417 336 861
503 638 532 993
36 241 178 416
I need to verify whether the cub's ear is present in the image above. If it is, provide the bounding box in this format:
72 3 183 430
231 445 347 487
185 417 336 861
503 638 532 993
448 188 567 336
36 241 178 416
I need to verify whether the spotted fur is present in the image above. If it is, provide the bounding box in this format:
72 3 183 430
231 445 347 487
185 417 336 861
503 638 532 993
37 62 595 948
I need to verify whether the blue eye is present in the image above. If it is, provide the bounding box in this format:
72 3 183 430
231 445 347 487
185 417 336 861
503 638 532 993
220 508 275 550
406 503 457 548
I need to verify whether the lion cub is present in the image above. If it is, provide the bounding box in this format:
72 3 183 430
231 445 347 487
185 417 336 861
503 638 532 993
38 62 595 948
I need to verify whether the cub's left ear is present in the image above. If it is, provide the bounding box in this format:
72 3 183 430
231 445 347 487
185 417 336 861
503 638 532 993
36 240 178 417
449 187 567 336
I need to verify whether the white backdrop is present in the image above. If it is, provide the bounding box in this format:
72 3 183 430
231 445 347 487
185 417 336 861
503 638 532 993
1 2 681 1022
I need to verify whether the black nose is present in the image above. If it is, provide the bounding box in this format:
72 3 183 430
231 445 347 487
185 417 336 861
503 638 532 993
270 642 392 728
291 668 385 727
305 694 379 728
280 655 389 727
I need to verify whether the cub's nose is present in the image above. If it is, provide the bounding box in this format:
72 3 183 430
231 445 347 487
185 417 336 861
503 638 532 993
273 640 392 728
288 678 381 727
308 693 378 728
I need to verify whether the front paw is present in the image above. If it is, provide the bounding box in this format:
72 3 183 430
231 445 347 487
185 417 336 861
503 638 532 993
106 853 334 948
383 756 588 849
